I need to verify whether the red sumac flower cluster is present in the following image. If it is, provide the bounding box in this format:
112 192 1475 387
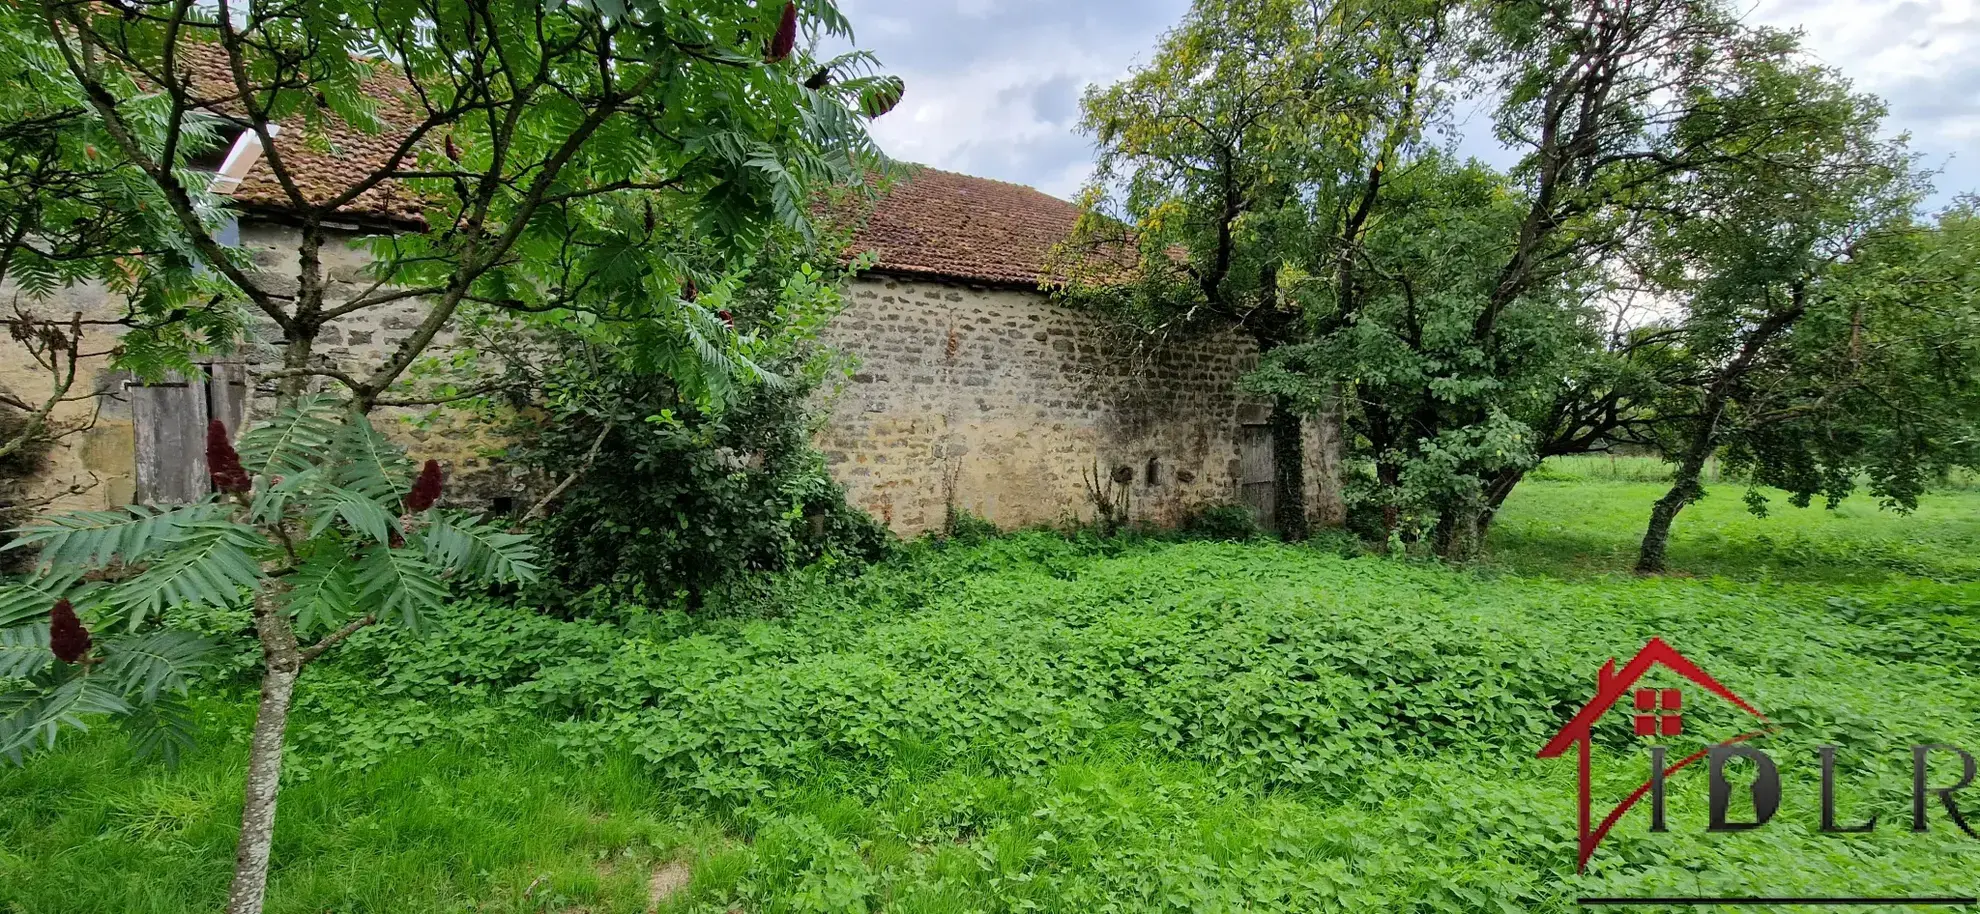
406 459 443 513
207 420 252 494
49 599 91 664
766 2 797 63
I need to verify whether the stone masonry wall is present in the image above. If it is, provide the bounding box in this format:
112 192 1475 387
8 224 1338 537
227 222 527 505
0 274 140 513
3 221 525 518
814 274 1330 537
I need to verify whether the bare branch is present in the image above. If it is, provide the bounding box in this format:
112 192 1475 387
518 418 612 524
299 613 376 664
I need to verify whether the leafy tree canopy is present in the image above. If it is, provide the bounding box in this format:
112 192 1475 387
34 0 897 410
1062 0 1974 559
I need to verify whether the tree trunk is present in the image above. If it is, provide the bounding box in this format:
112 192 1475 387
1636 393 1728 575
1635 447 1711 575
227 582 301 914
1478 466 1528 538
1269 395 1309 542
1310 386 1347 528
1434 499 1484 562
1636 297 1806 573
1376 458 1401 538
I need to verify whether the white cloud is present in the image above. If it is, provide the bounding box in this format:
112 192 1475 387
864 40 1104 196
1752 0 1980 199
834 0 1184 199
837 0 1980 204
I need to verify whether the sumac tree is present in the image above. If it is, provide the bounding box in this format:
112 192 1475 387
0 399 536 912
35 0 895 410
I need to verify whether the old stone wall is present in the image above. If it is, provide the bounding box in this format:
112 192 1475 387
2 221 525 518
8 224 1340 537
813 274 1339 537
227 223 526 505
0 277 138 516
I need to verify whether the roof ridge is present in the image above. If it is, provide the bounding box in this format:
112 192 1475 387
845 160 1117 286
899 163 1071 204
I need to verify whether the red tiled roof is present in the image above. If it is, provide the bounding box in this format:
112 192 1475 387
196 46 1092 280
845 166 1091 287
181 44 427 226
230 105 427 227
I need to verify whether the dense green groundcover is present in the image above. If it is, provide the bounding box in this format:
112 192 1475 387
3 478 1978 913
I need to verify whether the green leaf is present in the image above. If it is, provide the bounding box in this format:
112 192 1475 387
355 544 448 633
0 572 97 628
417 513 540 585
98 630 216 703
307 484 398 545
283 550 360 636
0 624 52 680
0 676 131 765
236 394 341 479
105 522 268 627
4 503 227 571
332 412 412 503
249 465 328 527
125 696 197 769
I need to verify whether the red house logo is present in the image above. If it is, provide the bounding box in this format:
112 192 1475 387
1536 638 1777 871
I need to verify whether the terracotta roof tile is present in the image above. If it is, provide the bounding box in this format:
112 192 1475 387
845 166 1093 287
194 46 1098 279
180 44 427 226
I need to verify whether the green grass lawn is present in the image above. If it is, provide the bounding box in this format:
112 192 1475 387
4 478 1978 913
1490 473 1980 583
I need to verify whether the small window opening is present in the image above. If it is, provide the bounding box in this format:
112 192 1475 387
1145 457 1161 487
185 120 249 172
197 122 281 195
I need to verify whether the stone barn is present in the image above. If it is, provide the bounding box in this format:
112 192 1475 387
818 167 1342 535
3 129 1340 535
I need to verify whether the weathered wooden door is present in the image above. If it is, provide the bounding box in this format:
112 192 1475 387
1238 421 1275 532
132 363 248 504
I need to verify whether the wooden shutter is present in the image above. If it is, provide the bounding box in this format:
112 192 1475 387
1237 421 1275 533
132 372 209 504
131 363 249 504
206 362 248 436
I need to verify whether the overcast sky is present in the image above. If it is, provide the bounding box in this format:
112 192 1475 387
835 0 1977 208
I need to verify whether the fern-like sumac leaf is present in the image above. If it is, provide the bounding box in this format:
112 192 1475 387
105 522 268 628
859 76 905 118
417 513 540 585
4 503 226 571
125 696 197 769
236 394 340 480
305 484 396 545
0 572 97 628
98 630 216 703
282 550 360 636
0 624 52 680
332 413 412 502
0 676 131 764
355 544 447 633
249 465 327 527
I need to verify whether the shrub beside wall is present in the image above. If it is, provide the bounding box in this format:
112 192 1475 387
509 358 889 614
